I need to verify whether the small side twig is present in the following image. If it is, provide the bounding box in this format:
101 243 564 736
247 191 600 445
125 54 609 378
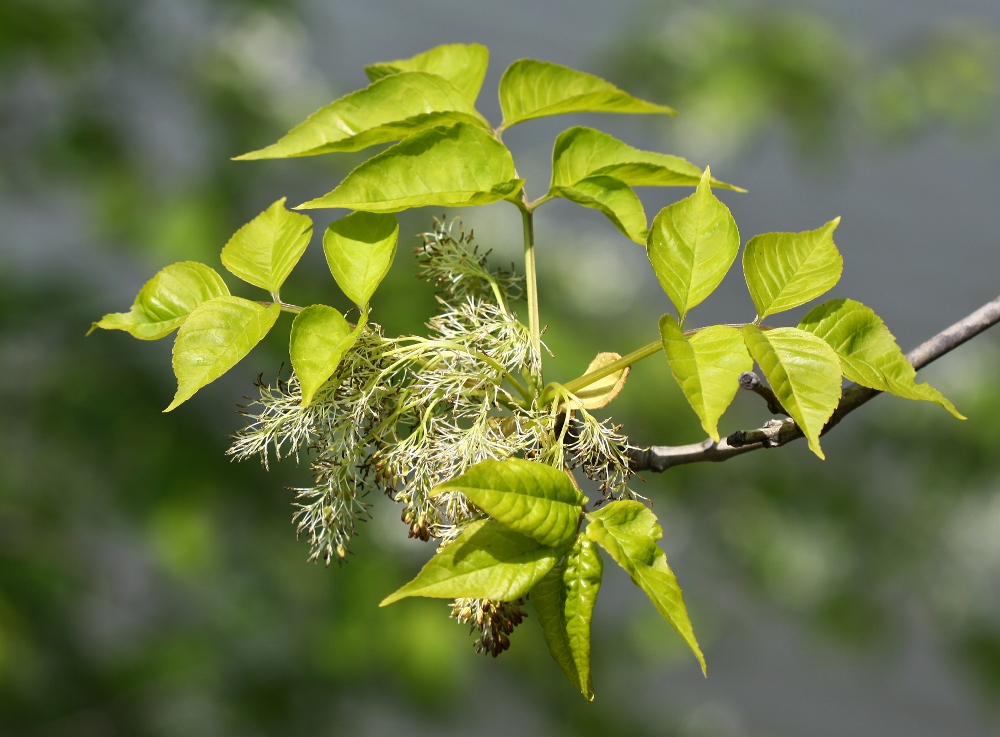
738 371 786 415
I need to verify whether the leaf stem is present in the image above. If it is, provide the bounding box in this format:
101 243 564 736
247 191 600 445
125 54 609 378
518 201 541 366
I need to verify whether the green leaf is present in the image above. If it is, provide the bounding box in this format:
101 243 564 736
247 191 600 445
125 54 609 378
322 211 399 309
430 459 585 548
800 299 963 419
586 500 705 674
549 126 742 191
298 123 523 212
290 305 364 407
90 262 230 340
564 352 630 410
533 534 603 701
364 43 489 103
165 297 281 412
742 326 843 459
646 169 740 322
380 519 560 605
220 198 312 296
660 316 753 441
499 59 675 129
234 72 488 160
550 176 648 244
743 218 843 320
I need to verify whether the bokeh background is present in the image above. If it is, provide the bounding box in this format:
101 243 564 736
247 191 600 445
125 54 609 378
3 0 1000 735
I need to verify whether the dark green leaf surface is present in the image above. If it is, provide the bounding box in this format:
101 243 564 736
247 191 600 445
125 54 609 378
322 211 399 309
298 123 523 212
380 519 560 605
431 459 585 548
220 198 312 296
91 262 229 340
290 305 363 407
586 500 705 674
234 72 487 160
800 298 963 418
364 43 490 103
166 297 281 412
742 325 843 459
743 218 843 320
499 59 675 129
660 316 753 441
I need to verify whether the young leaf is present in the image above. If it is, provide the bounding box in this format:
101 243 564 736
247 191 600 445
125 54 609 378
322 212 399 309
290 305 364 407
564 352 630 410
585 500 705 674
646 169 740 323
380 519 560 605
532 535 603 701
743 218 843 320
298 123 523 212
800 298 963 418
742 326 843 459
659 316 753 441
364 43 489 103
165 297 281 412
499 59 675 129
550 176 648 244
234 72 488 160
221 198 312 297
90 261 229 340
549 126 742 191
430 458 585 548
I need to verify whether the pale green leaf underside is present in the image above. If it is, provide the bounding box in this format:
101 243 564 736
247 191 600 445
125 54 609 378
800 298 963 419
499 59 676 129
565 352 629 410
647 170 740 322
364 43 490 103
551 176 647 244
298 123 523 212
234 72 487 160
742 326 842 459
322 211 399 309
585 501 705 674
549 126 741 192
290 305 362 407
220 198 312 295
380 519 560 605
431 458 585 548
91 261 230 340
166 297 281 412
533 535 603 701
743 218 843 320
660 316 752 442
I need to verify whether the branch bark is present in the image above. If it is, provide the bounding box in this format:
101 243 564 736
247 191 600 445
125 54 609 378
628 295 1000 473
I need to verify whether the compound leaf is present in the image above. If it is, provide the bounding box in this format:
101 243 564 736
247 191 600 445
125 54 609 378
298 123 523 212
564 352 630 410
549 126 741 191
551 176 648 244
221 198 312 296
742 326 842 459
743 218 843 320
431 459 585 549
90 261 229 340
290 305 363 407
322 211 398 309
647 169 740 322
800 298 963 419
364 43 489 103
166 297 281 412
380 519 560 605
660 316 753 441
533 534 603 701
586 500 705 674
234 71 487 160
499 59 675 129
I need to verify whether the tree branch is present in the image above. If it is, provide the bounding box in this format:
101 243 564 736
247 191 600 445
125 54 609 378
629 295 1000 473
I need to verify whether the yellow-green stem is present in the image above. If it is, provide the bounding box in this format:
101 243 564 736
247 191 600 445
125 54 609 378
520 205 541 363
